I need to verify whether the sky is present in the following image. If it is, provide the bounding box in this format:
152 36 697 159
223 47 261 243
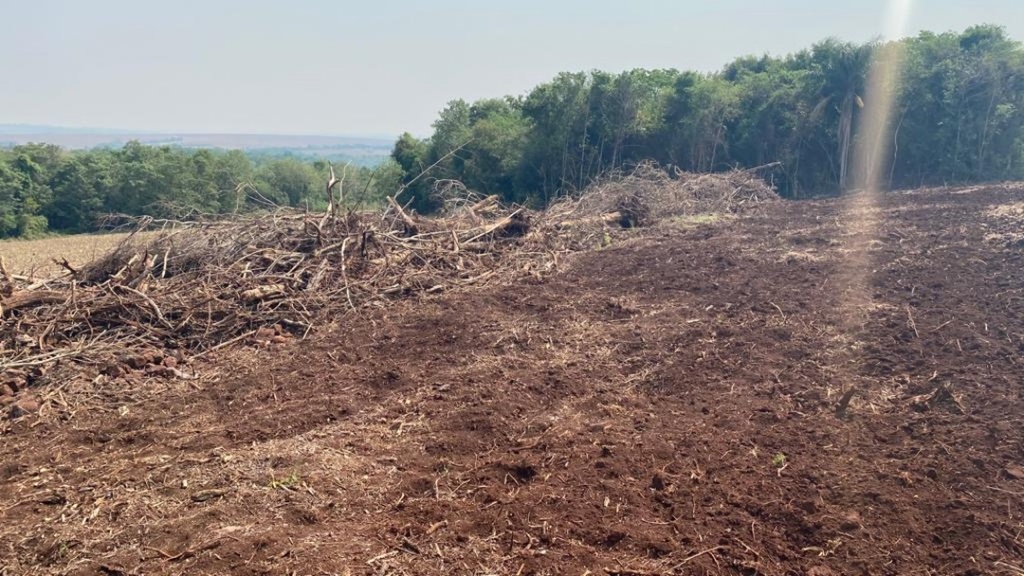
1 0 1021 137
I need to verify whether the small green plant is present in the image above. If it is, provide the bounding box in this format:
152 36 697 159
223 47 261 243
771 452 787 468
268 472 301 490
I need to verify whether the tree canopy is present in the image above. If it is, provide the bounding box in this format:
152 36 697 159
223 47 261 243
393 25 1024 205
0 144 403 238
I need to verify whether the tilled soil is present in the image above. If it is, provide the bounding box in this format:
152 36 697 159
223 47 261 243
2 185 1024 575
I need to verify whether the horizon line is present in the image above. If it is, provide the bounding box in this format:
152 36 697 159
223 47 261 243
0 123 401 141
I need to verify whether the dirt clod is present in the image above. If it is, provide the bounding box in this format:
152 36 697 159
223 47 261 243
144 365 177 378
8 397 40 418
1004 465 1024 481
122 354 148 370
102 363 126 378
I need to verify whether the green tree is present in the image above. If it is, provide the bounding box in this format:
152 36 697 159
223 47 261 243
390 132 433 212
808 39 873 191
255 158 320 208
45 151 113 232
462 98 530 202
520 72 592 198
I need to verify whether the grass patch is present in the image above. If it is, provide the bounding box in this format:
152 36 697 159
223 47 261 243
663 213 728 229
771 453 787 468
267 472 302 490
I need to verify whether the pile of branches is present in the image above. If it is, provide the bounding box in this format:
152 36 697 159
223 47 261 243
0 195 544 375
545 161 779 234
0 165 777 380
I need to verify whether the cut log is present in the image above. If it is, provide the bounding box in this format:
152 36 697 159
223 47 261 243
461 209 529 243
240 284 286 303
468 195 500 215
0 290 68 316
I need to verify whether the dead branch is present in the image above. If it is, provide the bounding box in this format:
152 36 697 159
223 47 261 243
462 209 526 244
469 194 500 215
54 257 79 277
387 196 419 236
114 285 175 330
0 256 14 290
339 237 355 311
1 290 68 315
669 546 728 571
326 163 341 216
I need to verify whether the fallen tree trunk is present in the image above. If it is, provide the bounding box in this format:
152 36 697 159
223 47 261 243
468 195 501 216
460 209 529 243
1 290 68 316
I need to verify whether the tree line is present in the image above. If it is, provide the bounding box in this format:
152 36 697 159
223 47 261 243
392 25 1024 211
0 141 402 238
3 25 1021 238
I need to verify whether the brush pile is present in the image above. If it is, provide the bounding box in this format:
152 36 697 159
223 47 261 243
546 161 779 234
0 165 777 389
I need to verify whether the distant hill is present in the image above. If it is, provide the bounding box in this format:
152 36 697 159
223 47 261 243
0 126 396 166
0 124 132 135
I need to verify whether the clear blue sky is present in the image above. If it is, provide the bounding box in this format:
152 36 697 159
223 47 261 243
1 0 1020 137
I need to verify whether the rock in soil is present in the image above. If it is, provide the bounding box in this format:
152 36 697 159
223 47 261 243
1005 465 1024 481
144 365 178 378
8 397 40 419
102 363 127 378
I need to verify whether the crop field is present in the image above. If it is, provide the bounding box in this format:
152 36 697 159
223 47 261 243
0 233 152 279
1 182 1023 575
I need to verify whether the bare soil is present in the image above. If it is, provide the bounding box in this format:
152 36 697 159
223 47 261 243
2 185 1024 575
0 232 155 278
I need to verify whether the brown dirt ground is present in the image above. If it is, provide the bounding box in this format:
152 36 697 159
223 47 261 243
2 185 1024 576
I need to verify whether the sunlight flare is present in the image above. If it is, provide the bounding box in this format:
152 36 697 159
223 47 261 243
852 0 915 193
838 0 915 368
